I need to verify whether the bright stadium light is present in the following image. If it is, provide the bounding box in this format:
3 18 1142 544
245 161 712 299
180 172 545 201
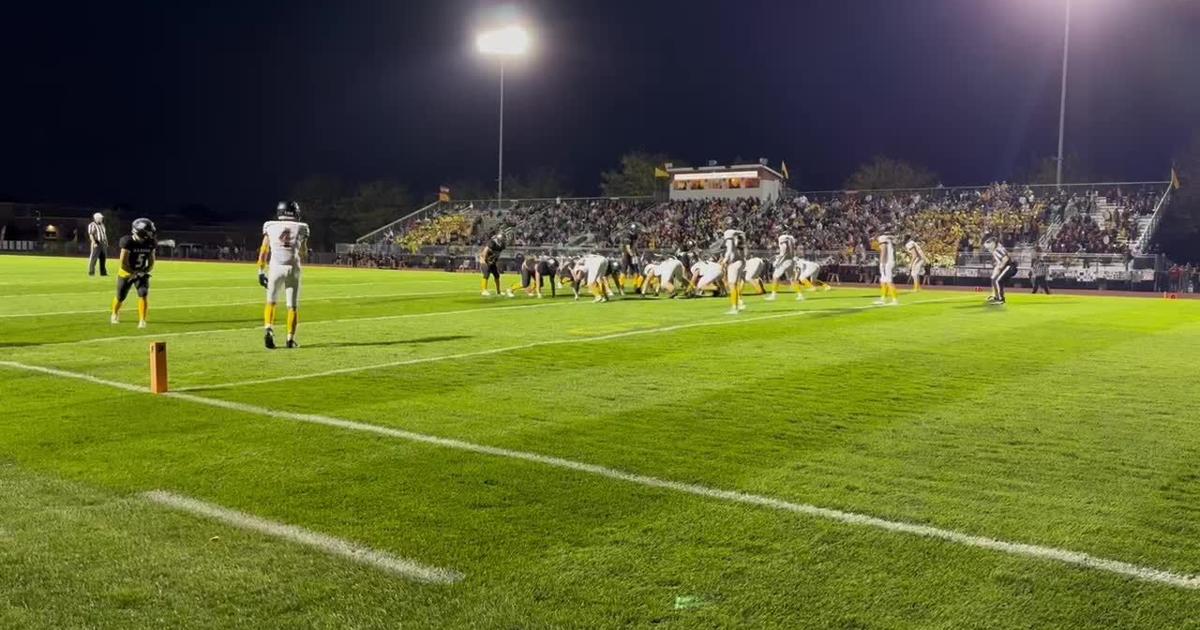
476 25 530 56
476 24 532 208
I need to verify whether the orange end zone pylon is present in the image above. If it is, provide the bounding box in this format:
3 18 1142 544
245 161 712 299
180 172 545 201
150 341 168 394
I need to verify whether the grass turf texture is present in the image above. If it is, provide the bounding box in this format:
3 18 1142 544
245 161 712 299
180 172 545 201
2 254 1200 628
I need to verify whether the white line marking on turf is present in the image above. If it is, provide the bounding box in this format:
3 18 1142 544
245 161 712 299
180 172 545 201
36 301 571 348
187 297 965 391
0 360 151 393
141 490 462 584
1 358 1194 590
0 290 460 318
15 282 384 299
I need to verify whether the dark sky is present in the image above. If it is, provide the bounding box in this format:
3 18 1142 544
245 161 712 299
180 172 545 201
3 0 1198 218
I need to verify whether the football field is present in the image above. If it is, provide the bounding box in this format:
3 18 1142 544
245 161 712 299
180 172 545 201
3 255 1200 628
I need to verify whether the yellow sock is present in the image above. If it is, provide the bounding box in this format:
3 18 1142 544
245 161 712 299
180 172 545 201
137 297 147 322
771 281 779 293
480 278 487 291
264 303 277 328
888 284 898 300
912 280 920 292
803 280 814 290
111 297 121 315
286 309 298 336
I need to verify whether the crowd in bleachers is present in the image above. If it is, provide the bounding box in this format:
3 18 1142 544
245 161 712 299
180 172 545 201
351 184 1164 269
395 214 476 252
1047 187 1160 254
1050 215 1124 254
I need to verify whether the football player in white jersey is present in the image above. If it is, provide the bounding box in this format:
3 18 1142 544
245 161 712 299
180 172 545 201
720 228 747 314
904 238 929 292
653 256 687 298
576 254 612 303
795 257 831 293
767 234 800 301
638 259 660 296
257 201 310 349
875 234 899 306
689 258 725 296
742 256 769 297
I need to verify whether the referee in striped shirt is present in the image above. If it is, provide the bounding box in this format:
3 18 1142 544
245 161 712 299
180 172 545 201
87 212 109 276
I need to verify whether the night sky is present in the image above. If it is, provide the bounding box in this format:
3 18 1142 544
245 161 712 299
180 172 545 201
3 0 1198 218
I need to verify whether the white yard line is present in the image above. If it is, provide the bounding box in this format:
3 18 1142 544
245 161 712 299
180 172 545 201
22 301 566 348
186 297 962 392
15 281 385 299
0 290 460 319
1 354 1195 590
142 490 462 584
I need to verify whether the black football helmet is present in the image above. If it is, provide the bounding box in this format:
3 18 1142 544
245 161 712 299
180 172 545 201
131 218 157 241
276 201 301 221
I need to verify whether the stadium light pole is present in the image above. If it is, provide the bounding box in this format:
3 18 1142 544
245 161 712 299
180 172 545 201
1056 0 1072 188
476 25 531 209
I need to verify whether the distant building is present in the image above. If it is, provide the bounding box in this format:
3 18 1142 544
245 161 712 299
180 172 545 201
667 163 785 203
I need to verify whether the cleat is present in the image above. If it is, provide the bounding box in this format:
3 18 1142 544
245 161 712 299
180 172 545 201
886 300 899 307
823 285 832 292
505 289 514 298
765 293 777 301
110 313 119 325
796 292 806 301
737 303 746 312
873 299 886 305
137 320 147 329
264 329 276 350
286 338 298 349
725 308 740 315
481 290 491 297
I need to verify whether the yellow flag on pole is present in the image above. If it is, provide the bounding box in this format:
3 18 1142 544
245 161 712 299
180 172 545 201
654 167 669 179
1171 168 1182 190
781 161 790 180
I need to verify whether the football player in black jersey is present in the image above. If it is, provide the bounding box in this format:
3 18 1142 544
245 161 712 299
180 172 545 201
620 223 641 292
111 218 157 328
534 255 559 298
478 230 508 297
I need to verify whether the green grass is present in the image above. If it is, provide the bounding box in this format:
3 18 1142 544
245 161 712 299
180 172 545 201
3 254 1200 628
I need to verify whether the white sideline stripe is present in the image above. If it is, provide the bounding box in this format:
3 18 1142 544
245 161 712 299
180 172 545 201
40 301 570 348
141 490 462 584
2 357 1196 590
186 297 964 391
0 290 460 318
